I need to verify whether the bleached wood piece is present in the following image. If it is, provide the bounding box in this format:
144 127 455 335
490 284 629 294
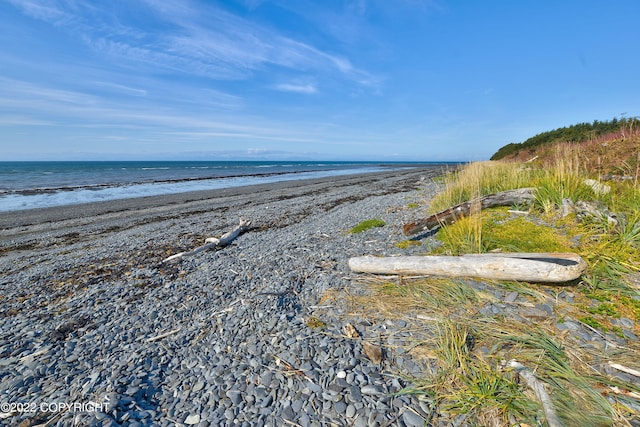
348 252 587 283
146 328 180 342
608 386 640 400
403 188 536 235
162 218 251 262
18 346 50 362
608 362 640 378
525 155 539 163
508 360 562 427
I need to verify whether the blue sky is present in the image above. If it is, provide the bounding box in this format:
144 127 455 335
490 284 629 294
1 0 638 161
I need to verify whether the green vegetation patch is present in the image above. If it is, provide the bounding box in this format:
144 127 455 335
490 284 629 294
578 315 605 331
482 212 573 253
305 316 327 329
588 302 619 317
349 218 386 234
435 208 573 255
395 239 422 249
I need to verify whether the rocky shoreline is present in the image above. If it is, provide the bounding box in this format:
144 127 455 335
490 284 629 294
0 166 450 427
3 165 640 426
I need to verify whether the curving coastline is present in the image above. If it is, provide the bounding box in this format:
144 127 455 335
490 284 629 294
0 166 448 426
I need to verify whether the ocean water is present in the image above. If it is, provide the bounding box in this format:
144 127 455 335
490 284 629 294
0 161 429 212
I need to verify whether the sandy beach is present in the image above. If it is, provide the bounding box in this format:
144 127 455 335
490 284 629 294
0 166 448 426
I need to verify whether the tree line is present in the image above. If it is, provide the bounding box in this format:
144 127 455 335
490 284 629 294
490 117 639 160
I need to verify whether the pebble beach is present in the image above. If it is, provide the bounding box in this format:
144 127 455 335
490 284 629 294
0 166 449 427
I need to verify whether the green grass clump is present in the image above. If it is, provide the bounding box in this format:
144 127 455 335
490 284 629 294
395 239 422 249
435 208 573 255
349 218 386 234
588 302 619 317
619 296 640 320
579 315 605 330
305 316 326 329
482 213 573 253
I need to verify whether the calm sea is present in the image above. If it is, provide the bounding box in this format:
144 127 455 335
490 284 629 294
0 161 434 212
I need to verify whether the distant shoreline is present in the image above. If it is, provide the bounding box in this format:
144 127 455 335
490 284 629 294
0 161 459 213
0 165 450 231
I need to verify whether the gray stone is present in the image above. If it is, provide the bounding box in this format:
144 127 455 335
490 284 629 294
282 404 295 420
361 385 383 395
349 386 363 402
402 409 425 427
505 291 518 303
226 390 243 405
299 414 311 427
537 303 554 316
184 414 201 425
616 317 635 329
260 371 272 388
346 404 356 418
353 416 368 427
260 395 273 408
334 400 347 413
292 399 303 413
556 320 580 331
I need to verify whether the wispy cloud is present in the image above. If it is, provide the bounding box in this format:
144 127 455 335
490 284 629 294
0 115 54 126
0 77 315 141
274 83 317 94
6 0 377 86
0 77 98 106
91 81 148 97
5 0 73 24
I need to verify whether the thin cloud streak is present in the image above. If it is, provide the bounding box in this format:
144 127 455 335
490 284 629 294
0 78 328 142
90 82 148 97
8 0 378 85
274 83 317 94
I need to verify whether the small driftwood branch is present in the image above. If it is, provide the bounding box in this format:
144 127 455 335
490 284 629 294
163 218 251 262
607 386 640 400
274 355 314 383
348 252 586 283
526 155 539 163
508 360 562 427
146 328 180 342
608 362 640 378
19 346 50 362
403 188 536 235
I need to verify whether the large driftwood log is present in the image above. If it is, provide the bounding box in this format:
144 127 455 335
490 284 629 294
348 252 587 283
403 188 536 235
162 218 251 263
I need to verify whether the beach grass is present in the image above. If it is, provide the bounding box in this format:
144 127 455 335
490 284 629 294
349 154 640 426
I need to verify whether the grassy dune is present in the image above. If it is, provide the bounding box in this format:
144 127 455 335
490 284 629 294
351 152 640 426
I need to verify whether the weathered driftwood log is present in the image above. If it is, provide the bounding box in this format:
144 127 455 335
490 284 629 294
348 252 587 283
162 218 251 263
403 188 536 235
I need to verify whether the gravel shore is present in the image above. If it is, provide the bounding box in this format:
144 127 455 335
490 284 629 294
0 166 448 427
